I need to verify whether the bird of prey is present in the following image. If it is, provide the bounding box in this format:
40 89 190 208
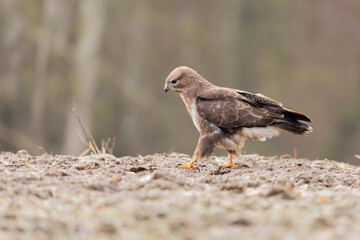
164 66 312 170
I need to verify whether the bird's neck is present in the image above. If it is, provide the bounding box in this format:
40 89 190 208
178 79 213 115
179 90 196 113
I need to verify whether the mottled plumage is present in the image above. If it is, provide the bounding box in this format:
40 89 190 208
164 66 312 170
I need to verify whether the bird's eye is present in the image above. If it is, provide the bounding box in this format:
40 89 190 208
171 79 177 84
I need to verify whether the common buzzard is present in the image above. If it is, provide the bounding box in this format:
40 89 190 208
164 66 312 170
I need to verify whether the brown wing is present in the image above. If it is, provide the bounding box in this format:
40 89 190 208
196 88 283 130
237 90 282 107
237 90 311 122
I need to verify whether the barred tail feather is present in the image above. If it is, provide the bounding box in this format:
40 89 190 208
282 108 311 122
272 108 313 135
272 120 313 135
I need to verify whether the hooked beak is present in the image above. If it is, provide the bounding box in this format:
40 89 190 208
164 84 169 93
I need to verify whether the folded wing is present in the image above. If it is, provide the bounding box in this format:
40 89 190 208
196 88 282 131
196 88 312 135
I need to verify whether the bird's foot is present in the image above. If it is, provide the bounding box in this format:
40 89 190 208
177 163 197 171
221 163 238 169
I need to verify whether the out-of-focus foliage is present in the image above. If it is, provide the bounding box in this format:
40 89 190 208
0 0 359 164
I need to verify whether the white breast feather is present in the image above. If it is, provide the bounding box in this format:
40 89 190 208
242 127 280 141
191 103 201 132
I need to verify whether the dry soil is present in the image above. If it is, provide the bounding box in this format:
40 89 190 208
1 150 360 240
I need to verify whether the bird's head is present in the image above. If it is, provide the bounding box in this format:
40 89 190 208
164 66 201 93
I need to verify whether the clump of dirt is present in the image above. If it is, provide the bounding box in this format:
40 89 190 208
0 151 360 239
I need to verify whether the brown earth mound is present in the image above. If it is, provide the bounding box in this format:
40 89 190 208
1 151 360 239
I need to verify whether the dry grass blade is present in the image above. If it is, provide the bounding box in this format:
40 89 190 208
89 141 98 154
76 131 97 155
90 138 100 154
38 146 49 155
72 102 92 145
109 137 116 153
24 156 40 172
101 137 116 155
79 148 91 157
268 155 278 161
280 154 293 160
72 101 116 156
101 139 107 154
72 102 101 155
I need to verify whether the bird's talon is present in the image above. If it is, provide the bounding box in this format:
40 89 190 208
221 164 238 169
177 163 197 171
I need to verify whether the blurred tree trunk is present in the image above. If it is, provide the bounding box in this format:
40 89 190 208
1 0 25 149
119 2 149 151
2 0 22 107
30 0 73 147
30 0 52 145
64 0 106 154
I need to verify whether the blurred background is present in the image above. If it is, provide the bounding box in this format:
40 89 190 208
0 0 359 164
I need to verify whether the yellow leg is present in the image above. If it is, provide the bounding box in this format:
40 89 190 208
177 155 199 171
222 153 238 169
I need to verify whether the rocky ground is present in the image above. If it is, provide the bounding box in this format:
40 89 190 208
1 150 360 240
